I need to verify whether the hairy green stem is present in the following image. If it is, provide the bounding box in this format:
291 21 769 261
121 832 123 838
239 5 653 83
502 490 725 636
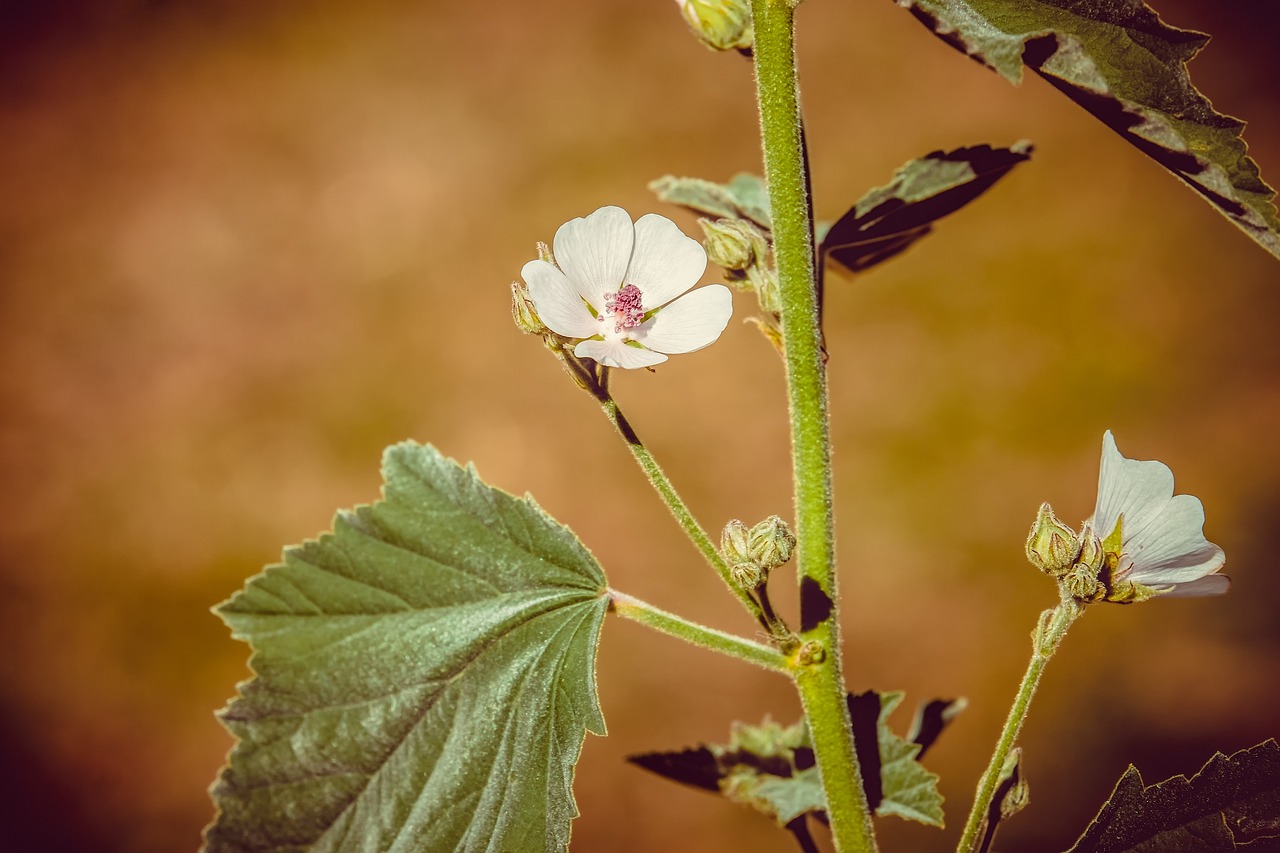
597 394 767 625
609 590 789 673
751 2 877 851
956 598 1082 853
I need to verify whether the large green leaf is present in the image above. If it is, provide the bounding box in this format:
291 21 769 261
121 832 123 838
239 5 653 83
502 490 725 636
1067 739 1280 852
893 0 1280 259
206 442 609 853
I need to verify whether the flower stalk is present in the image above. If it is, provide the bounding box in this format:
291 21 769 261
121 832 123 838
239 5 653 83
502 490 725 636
548 352 767 626
751 1 877 851
956 597 1082 853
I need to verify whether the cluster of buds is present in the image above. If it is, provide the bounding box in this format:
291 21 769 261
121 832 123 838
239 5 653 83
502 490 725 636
1025 503 1107 602
721 515 796 591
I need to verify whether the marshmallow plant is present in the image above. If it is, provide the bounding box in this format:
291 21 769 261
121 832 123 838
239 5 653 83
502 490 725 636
207 2 1280 852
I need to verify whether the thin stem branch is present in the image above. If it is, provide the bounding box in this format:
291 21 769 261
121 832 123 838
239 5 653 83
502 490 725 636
597 395 768 624
751 2 877 851
550 345 768 626
956 598 1083 853
609 589 789 673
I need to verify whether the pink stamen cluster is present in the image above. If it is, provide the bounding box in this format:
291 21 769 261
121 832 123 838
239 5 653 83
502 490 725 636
604 283 645 333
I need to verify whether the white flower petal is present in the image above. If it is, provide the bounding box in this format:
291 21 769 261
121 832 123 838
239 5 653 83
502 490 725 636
1159 573 1230 598
521 259 600 338
1091 431 1174 544
639 285 733 354
574 338 668 369
1123 493 1225 584
626 213 708 308
554 206 634 311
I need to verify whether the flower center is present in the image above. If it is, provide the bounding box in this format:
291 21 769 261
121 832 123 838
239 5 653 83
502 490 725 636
603 283 645 333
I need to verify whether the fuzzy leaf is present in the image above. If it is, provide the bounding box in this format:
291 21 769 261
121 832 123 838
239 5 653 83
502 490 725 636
821 143 1032 275
648 173 773 230
1068 739 1280 852
860 691 946 826
628 690 948 831
206 442 609 853
892 0 1280 259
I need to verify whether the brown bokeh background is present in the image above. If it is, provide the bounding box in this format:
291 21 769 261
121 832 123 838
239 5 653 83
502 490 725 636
2 1 1278 851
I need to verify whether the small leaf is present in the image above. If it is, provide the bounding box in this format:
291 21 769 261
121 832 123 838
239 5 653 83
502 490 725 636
649 173 773 230
892 0 1280 260
859 691 946 826
628 690 948 832
820 143 1032 275
1068 739 1280 852
206 442 609 853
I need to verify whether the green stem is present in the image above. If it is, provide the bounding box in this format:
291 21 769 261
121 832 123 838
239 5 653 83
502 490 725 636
597 393 767 625
751 3 877 852
956 598 1082 853
609 589 789 673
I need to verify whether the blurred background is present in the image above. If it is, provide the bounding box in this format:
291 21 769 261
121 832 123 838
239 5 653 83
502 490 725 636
1 0 1278 850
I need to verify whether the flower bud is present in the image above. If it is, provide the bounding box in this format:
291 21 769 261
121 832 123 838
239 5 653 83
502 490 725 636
748 515 795 570
721 519 751 567
676 0 754 52
1025 502 1078 577
730 561 765 590
1063 563 1105 603
1074 522 1103 576
700 217 766 272
511 281 547 335
795 640 825 666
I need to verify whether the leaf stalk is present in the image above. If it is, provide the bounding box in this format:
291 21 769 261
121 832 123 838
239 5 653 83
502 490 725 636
608 589 790 673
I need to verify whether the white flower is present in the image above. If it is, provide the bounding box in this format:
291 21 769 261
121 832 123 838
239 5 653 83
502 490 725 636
1090 430 1228 600
522 206 733 369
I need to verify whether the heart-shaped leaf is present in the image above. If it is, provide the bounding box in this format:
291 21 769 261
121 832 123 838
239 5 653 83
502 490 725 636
206 442 609 853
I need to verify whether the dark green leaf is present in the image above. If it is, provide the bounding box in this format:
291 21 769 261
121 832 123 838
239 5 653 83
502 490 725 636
206 442 609 853
820 143 1032 275
893 0 1280 259
1068 739 1280 852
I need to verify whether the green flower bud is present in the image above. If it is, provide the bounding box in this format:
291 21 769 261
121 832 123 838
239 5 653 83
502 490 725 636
511 281 546 335
1062 563 1105 603
700 217 767 272
721 519 751 567
1075 523 1103 575
1025 502 1078 577
676 0 754 52
794 640 825 666
730 561 765 590
748 515 795 570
